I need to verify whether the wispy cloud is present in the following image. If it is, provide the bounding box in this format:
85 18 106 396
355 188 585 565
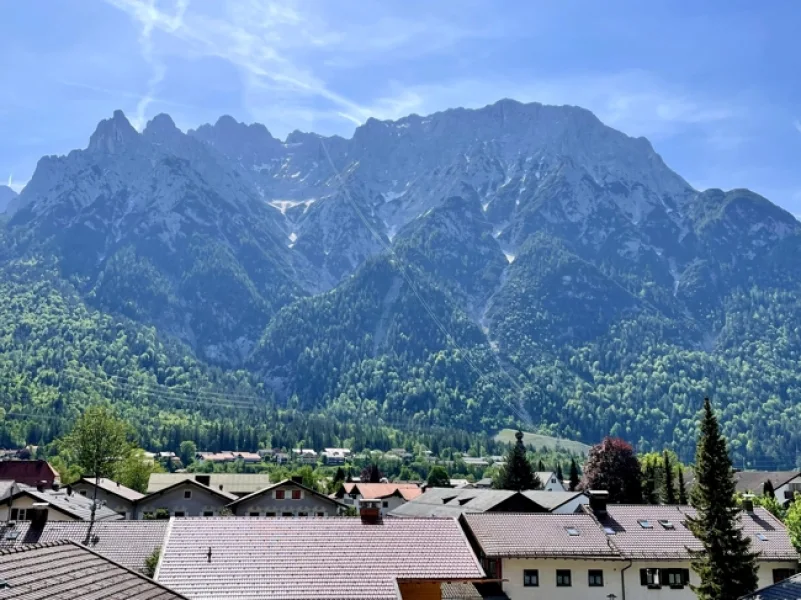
794 119 801 134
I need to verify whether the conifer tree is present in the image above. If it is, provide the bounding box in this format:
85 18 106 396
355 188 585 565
643 463 658 504
763 479 775 499
568 458 580 492
663 450 677 504
555 463 564 482
495 431 541 491
678 467 688 504
537 459 545 472
688 398 759 599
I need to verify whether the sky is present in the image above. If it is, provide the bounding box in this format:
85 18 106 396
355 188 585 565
2 0 800 215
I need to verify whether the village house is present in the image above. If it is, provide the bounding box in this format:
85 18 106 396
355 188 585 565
71 477 144 519
535 471 568 491
334 482 422 515
194 451 262 464
321 447 351 465
0 484 123 522
733 470 801 506
147 473 272 498
523 490 589 514
153 503 486 600
227 478 345 517
388 488 548 518
135 477 237 519
291 448 318 464
0 460 59 487
0 540 188 599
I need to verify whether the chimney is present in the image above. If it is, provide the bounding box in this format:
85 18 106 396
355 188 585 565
66 485 73 496
29 504 49 526
51 482 60 492
742 493 755 513
36 481 46 493
291 476 303 485
588 490 609 518
195 475 210 486
359 499 382 525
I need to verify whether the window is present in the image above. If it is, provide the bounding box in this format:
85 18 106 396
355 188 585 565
9 509 27 521
483 559 500 579
774 569 795 584
658 519 675 530
382 501 389 508
523 570 539 587
588 570 603 587
203 511 214 517
275 490 286 500
641 568 660 588
316 512 325 517
637 519 653 529
603 526 616 535
556 570 572 587
665 569 690 588
249 512 260 517
79 490 87 496
266 512 276 517
757 533 768 541
297 511 308 516
282 512 293 517
291 490 302 500
184 490 192 499
564 526 580 536
174 511 186 517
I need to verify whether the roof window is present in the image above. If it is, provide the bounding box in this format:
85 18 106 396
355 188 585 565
637 519 653 529
564 526 580 536
658 519 675 530
757 533 768 542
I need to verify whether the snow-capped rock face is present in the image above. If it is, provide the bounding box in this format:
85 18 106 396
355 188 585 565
0 186 17 214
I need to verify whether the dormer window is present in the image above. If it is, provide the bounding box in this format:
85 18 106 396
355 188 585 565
638 519 653 529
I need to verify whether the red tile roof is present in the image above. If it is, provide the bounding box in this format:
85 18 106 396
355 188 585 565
156 517 485 599
595 505 798 561
343 483 422 501
0 460 58 486
462 513 621 558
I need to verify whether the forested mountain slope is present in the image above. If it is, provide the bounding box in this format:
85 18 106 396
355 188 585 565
3 99 801 466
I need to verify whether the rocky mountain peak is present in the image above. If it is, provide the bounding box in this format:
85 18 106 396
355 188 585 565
88 110 140 154
143 113 181 142
0 185 18 214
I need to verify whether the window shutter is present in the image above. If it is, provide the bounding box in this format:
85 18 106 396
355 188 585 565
683 569 690 585
640 569 648 585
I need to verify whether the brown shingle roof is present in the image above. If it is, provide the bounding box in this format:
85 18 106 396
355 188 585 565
0 520 169 573
595 505 798 561
462 513 620 558
0 461 58 487
0 540 188 599
156 517 485 599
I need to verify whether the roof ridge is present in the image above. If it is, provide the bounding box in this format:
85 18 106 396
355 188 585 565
0 539 73 555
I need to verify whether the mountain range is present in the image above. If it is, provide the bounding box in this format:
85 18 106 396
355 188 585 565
3 99 800 465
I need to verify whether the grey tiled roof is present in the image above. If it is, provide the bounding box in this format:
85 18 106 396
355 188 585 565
388 488 539 518
0 520 169 573
441 582 510 599
463 513 620 558
13 486 123 521
76 477 144 501
143 477 238 502
595 505 798 561
734 471 800 494
0 540 188 599
227 479 345 510
521 491 587 511
156 517 485 599
740 573 801 599
147 473 272 495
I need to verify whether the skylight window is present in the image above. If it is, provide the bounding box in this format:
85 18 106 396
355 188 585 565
658 519 675 530
638 520 653 529
603 526 616 535
565 526 580 536
757 533 768 541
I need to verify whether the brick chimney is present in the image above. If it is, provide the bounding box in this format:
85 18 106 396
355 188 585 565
291 476 303 485
36 481 46 493
359 499 382 525
742 493 755 513
588 490 609 517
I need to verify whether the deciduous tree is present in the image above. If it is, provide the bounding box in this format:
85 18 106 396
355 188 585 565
580 437 642 503
427 465 451 487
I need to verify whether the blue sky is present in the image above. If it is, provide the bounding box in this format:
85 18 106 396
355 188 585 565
3 0 800 215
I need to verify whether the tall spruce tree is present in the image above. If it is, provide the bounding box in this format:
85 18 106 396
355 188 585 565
763 479 775 499
568 458 580 492
688 398 759 599
643 463 659 504
663 451 677 504
556 463 564 482
495 430 541 491
678 468 688 504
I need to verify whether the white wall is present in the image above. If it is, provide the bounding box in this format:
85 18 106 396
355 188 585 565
135 483 230 519
501 557 623 600
551 495 589 514
776 475 801 504
71 484 134 519
1 495 77 522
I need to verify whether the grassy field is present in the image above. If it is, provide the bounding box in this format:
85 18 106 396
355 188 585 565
495 429 591 456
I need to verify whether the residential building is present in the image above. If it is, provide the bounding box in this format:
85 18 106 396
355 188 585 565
522 490 588 514
147 473 272 497
734 471 801 505
291 448 318 464
136 478 237 518
194 451 262 464
335 482 421 514
0 460 59 487
0 484 123 522
71 477 144 519
588 494 799 599
0 520 169 573
0 540 188 599
740 572 801 599
388 488 548 518
535 471 567 491
154 505 485 599
227 479 345 517
322 447 350 465
462 512 624 600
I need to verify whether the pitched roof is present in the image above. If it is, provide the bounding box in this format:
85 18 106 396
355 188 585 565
0 520 169 573
594 504 798 561
0 482 16 501
76 477 144 502
147 473 272 495
462 513 621 558
11 486 123 521
441 582 510 600
734 471 800 494
388 488 542 518
0 461 58 486
0 540 188 599
143 477 237 502
341 482 422 501
521 491 587 511
227 479 345 509
156 517 485 599
740 573 801 600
